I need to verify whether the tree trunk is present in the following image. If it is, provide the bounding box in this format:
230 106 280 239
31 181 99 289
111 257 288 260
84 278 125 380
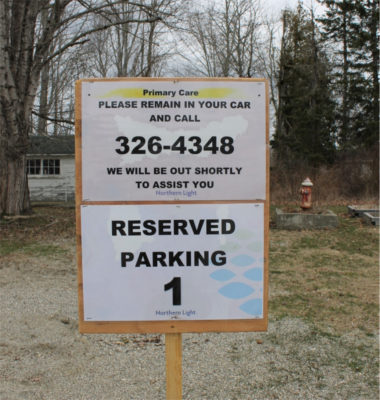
37 64 50 136
36 5 50 136
0 85 34 216
0 71 36 216
0 131 30 216
0 0 40 216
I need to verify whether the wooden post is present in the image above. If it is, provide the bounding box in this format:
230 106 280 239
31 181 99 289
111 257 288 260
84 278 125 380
165 333 182 400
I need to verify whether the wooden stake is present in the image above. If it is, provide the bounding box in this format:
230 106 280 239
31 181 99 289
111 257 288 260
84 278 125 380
165 333 182 400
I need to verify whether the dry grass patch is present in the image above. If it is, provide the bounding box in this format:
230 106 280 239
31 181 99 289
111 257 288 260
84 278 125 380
270 206 379 336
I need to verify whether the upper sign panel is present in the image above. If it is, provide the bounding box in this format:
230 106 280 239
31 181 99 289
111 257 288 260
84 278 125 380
79 78 267 201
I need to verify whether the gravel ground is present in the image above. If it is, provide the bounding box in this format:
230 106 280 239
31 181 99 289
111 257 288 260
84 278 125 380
1 237 378 400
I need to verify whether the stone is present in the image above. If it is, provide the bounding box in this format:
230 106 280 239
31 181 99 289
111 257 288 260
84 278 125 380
362 211 379 226
275 208 339 230
347 205 379 218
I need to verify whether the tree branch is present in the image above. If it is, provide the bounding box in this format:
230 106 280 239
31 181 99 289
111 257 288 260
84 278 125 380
39 16 162 69
32 110 74 126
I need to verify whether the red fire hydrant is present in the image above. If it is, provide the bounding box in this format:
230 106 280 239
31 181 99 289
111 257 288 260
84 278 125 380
300 177 313 210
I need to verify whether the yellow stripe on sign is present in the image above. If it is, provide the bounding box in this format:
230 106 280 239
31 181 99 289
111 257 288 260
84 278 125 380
101 88 163 98
196 88 238 98
100 87 241 98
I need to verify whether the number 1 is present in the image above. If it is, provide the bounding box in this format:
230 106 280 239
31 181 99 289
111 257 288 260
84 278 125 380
164 277 181 306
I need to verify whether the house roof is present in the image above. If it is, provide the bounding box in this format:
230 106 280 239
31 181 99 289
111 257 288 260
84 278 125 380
28 135 75 155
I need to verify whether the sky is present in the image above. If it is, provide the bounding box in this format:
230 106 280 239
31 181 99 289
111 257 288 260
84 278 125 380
262 0 324 16
265 0 299 11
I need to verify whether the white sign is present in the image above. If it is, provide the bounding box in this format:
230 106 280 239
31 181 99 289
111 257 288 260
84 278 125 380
80 79 266 201
81 203 264 322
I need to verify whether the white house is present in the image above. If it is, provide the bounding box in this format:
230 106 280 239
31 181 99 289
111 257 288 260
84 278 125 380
27 135 75 202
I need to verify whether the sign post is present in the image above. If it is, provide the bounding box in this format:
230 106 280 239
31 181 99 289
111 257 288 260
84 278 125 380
166 333 182 400
75 77 269 398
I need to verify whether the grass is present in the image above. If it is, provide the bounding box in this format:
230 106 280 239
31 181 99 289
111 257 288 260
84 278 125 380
270 205 379 336
0 205 75 259
0 241 68 258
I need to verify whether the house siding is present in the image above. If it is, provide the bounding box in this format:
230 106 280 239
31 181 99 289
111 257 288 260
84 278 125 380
28 156 75 202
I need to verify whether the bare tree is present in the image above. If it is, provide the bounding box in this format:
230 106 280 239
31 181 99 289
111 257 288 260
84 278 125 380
0 0 163 216
180 0 263 77
87 0 183 78
257 17 281 114
33 31 92 136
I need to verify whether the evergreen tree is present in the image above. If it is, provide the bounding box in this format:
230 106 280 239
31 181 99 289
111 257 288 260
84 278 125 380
351 0 379 147
272 3 336 167
317 0 379 149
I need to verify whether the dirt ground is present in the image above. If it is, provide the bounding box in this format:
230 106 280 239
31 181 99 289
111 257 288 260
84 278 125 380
0 205 378 399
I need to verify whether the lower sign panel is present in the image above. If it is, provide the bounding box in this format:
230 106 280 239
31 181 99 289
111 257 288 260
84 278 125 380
80 203 265 322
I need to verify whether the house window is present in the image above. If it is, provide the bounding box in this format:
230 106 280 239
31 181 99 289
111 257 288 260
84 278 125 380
27 159 60 176
43 159 60 175
27 159 41 175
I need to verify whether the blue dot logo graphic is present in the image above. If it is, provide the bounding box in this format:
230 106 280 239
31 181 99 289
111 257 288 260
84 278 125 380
219 282 254 299
243 268 263 281
240 299 263 316
210 269 236 282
